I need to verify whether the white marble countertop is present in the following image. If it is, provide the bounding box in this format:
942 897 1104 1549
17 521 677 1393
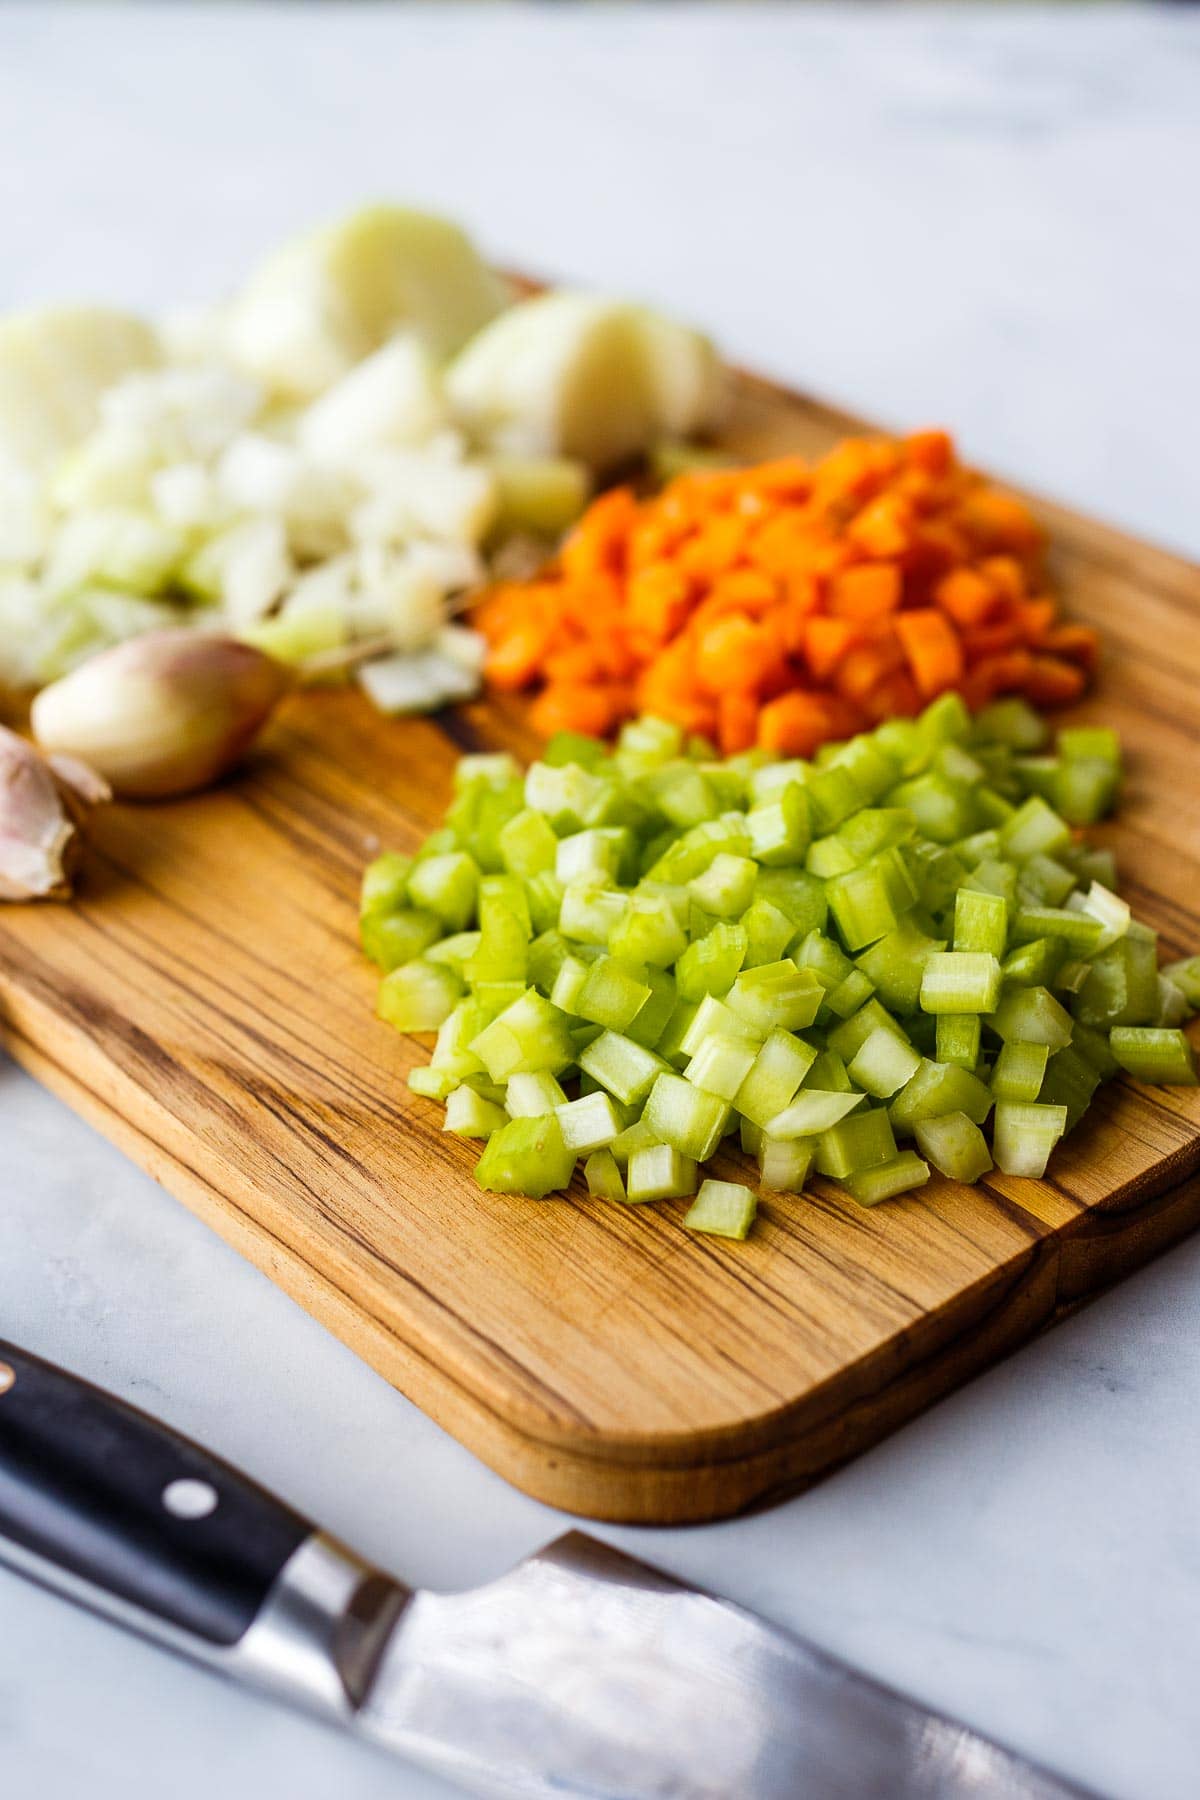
2 6 1199 1798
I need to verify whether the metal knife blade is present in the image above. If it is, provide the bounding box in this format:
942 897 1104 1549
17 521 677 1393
0 1339 1094 1799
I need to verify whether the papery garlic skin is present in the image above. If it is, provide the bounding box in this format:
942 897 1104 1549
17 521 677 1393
31 629 292 800
0 725 109 900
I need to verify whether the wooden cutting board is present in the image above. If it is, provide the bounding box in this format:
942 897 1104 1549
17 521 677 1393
2 372 1199 1525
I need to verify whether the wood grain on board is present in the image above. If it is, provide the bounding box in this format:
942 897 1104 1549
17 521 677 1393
1 373 1199 1524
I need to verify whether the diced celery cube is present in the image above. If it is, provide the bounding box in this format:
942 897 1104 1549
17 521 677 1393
377 960 462 1032
559 877 629 946
825 967 876 1020
972 697 1048 751
807 836 859 880
620 966 677 1049
990 985 1073 1049
920 952 1002 1015
758 1136 813 1191
746 783 811 866
626 1144 697 1203
454 752 521 792
1011 907 1106 957
645 1072 730 1162
1000 796 1072 861
1038 1045 1101 1129
920 691 973 745
806 765 865 833
406 851 480 932
470 990 575 1080
992 1102 1068 1177
683 1179 757 1240
618 715 684 762
755 867 829 937
647 813 753 882
890 1060 993 1134
847 1027 922 1098
827 860 904 952
685 1034 759 1102
361 851 414 915
688 853 758 919
727 960 823 1033
463 890 530 985
498 809 559 878
741 897 796 970
408 1065 457 1101
808 1049 853 1092
991 1040 1050 1102
856 921 946 1014
444 1086 509 1138
584 1147 626 1202
473 1114 576 1196
826 998 909 1063
961 858 1018 907
578 1031 671 1107
647 762 720 828
815 1108 897 1179
425 931 482 974
935 1013 981 1069
556 1091 625 1154
556 827 629 884
542 731 609 770
1055 759 1120 826
733 1028 819 1126
525 761 607 831
1016 853 1077 908
675 920 748 1001
362 906 442 971
678 993 759 1059
526 872 565 935
914 1112 993 1183
1076 882 1130 952
1109 1027 1198 1086
606 895 688 969
1003 938 1066 987
765 1089 863 1137
572 956 653 1032
505 1071 568 1117
845 1152 931 1206
890 772 974 844
953 888 1007 957
608 1116 660 1169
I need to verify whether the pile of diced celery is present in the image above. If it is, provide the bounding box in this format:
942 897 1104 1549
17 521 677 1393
360 695 1199 1240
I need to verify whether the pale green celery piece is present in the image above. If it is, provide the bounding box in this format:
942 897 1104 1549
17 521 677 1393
807 1049 852 1092
806 765 866 834
826 861 903 952
920 952 1002 1015
675 920 748 1001
856 920 947 1014
960 857 1018 907
890 1060 993 1134
1055 957 1093 998
608 895 689 969
584 1146 626 1202
679 993 760 1059
469 990 575 1080
622 966 678 1050
935 743 986 786
990 984 1073 1049
845 1152 931 1206
688 853 758 919
683 1179 757 1240
793 927 853 990
764 1089 864 1138
524 761 607 832
829 734 904 801
445 781 524 874
556 1091 624 1154
431 998 489 1080
478 874 532 936
815 1107 897 1179
991 1040 1051 1102
377 960 462 1032
656 997 701 1064
919 691 974 746
498 808 559 879
826 998 909 1063
807 836 859 880
1157 976 1191 1029
559 877 629 946
1010 907 1106 956
755 867 829 937
837 806 913 863
647 762 719 828
914 1112 993 1183
1109 1027 1198 1086
1055 758 1120 826
572 956 653 1032
408 1065 457 1101
727 960 823 1034
646 813 753 882
444 1086 509 1138
541 732 610 771
740 1116 764 1156
1075 935 1159 1029
1062 842 1117 889
935 1013 981 1070
1058 726 1120 766
425 931 483 973
578 1031 670 1108
847 1026 922 1098
758 1136 813 1192
505 1070 568 1118
687 900 720 943
608 1117 660 1171
1002 938 1065 988
684 1034 759 1102
741 897 795 969
749 758 810 803
972 697 1048 751
825 968 876 1019
746 783 811 866
954 829 1002 870
472 981 528 1018
526 871 565 935
953 887 1008 956
1000 795 1072 861
454 752 522 793
889 772 974 845
1076 881 1130 951
1011 755 1061 806
874 716 926 772
644 1072 730 1162
473 1114 576 1197
526 929 569 994
361 851 414 915
733 1028 818 1126
463 892 530 985
1038 1046 1101 1130
634 879 692 928
361 906 442 972
555 827 628 884
406 851 479 932
992 1102 1069 1178
617 715 684 762
1016 852 1077 908
626 1144 698 1203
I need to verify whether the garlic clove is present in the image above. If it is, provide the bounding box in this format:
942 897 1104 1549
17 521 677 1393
0 725 107 900
31 628 293 801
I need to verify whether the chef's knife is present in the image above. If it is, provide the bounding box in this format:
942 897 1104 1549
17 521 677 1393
0 1337 1094 1799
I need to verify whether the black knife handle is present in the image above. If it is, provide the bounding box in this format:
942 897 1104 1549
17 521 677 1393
0 1338 311 1646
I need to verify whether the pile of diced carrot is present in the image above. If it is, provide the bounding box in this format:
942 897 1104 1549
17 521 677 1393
473 430 1098 756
